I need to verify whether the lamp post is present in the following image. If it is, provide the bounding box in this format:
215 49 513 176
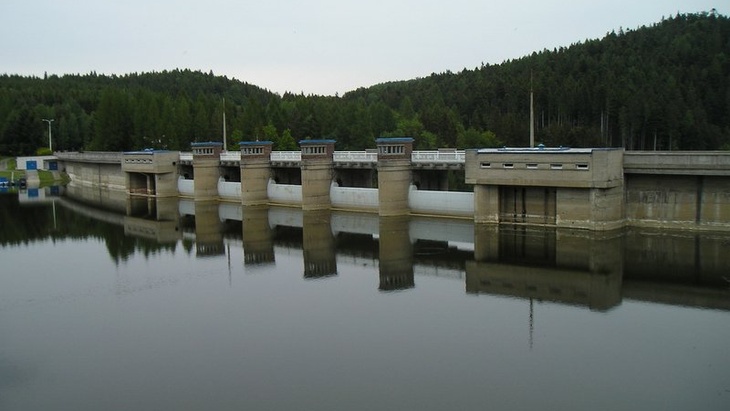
42 118 54 152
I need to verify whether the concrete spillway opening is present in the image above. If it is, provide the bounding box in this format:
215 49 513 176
128 172 155 195
499 186 557 225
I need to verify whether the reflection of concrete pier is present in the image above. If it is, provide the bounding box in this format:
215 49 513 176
123 197 181 243
194 201 224 257
242 205 275 265
378 216 414 291
302 210 337 278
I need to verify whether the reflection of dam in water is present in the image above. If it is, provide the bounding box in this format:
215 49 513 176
467 226 624 311
53 185 730 312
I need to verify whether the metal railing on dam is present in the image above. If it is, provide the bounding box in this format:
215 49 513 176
179 150 465 165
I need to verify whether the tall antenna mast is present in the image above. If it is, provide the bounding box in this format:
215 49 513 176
530 72 535 148
222 97 227 152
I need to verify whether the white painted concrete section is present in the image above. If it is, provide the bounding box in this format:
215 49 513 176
218 178 241 200
219 203 242 221
330 184 379 211
267 180 302 204
178 178 194 196
408 185 474 217
410 218 475 245
178 198 195 216
331 212 380 236
269 206 303 228
266 206 474 245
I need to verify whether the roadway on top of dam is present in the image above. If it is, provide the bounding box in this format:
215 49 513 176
55 149 730 175
188 150 467 169
53 150 467 169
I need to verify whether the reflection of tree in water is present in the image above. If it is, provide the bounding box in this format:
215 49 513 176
0 195 55 245
0 195 175 262
102 224 177 265
182 238 194 255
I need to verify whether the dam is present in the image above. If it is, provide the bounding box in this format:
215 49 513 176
55 138 730 231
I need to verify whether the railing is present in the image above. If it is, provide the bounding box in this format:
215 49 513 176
220 151 241 162
333 151 378 162
177 177 194 196
55 151 123 164
270 151 302 162
411 150 466 163
153 150 469 165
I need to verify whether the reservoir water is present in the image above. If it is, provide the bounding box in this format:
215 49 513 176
1 187 729 411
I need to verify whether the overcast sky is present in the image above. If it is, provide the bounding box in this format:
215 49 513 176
0 0 722 96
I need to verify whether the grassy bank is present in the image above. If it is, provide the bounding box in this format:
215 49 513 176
0 169 68 186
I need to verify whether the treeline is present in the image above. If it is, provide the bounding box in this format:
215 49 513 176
1 12 728 155
345 11 730 151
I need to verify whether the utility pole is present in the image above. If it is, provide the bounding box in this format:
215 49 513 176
222 98 227 152
42 118 54 151
529 73 535 148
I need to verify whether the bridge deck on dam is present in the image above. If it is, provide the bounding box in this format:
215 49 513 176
57 149 730 175
178 149 467 169
55 149 730 173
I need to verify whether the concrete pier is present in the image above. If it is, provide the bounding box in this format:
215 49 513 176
239 141 273 206
376 138 414 217
299 140 335 211
191 142 223 200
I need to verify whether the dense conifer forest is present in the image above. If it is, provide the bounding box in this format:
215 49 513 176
1 12 728 155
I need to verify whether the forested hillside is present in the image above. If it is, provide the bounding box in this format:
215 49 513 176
1 12 728 155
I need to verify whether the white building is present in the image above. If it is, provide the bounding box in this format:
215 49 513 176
15 155 59 171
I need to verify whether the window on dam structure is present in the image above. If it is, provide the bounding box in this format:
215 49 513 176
499 186 557 225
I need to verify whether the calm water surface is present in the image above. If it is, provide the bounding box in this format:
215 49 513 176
0 189 729 411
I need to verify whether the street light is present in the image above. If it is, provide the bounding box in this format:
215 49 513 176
42 118 54 152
